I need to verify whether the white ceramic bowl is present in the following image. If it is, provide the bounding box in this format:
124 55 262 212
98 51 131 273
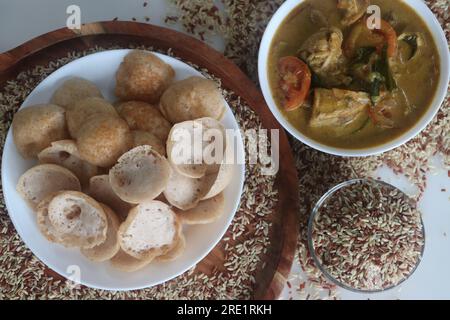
1 49 245 291
258 0 450 157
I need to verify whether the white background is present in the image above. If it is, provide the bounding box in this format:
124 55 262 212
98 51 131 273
0 0 449 299
0 0 225 53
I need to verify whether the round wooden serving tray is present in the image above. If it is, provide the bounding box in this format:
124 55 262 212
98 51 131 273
0 21 299 299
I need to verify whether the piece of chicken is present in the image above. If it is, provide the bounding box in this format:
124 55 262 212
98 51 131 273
310 88 370 135
298 28 351 87
337 0 369 26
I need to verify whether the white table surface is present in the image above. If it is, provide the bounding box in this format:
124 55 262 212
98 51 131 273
0 0 225 53
1 0 449 300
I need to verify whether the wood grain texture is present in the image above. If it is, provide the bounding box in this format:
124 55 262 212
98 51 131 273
0 21 299 300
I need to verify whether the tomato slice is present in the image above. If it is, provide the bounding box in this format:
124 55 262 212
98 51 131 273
345 18 398 58
375 19 398 58
277 56 311 111
368 99 396 128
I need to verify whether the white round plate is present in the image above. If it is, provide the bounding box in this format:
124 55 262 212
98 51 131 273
1 49 245 291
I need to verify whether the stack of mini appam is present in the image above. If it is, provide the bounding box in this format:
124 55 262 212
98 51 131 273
12 50 234 272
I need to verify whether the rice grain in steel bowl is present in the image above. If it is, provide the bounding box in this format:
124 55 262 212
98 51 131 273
308 179 425 292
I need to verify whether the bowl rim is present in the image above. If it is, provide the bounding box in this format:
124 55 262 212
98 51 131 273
258 0 450 157
307 178 426 293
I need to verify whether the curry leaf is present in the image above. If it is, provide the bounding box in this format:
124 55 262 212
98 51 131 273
353 47 377 64
369 72 383 105
380 46 397 91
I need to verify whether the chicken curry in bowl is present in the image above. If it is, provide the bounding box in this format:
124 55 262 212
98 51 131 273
268 0 440 149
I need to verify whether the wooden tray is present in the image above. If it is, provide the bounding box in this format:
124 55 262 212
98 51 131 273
0 21 299 299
